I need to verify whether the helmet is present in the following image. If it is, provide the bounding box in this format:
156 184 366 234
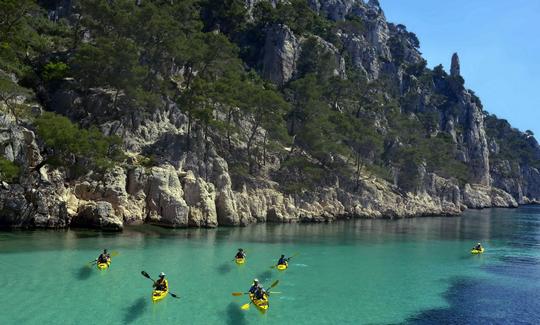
281 254 285 258
253 278 259 283
477 243 481 245
159 272 166 277
239 248 243 251
104 249 108 253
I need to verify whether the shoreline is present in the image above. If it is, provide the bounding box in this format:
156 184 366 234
1 204 535 232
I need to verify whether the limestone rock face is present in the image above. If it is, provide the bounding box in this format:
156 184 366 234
182 171 218 227
521 166 540 203
451 53 461 77
0 169 70 229
72 201 123 231
0 122 42 168
145 165 189 227
1 0 540 232
461 91 491 186
262 25 300 85
463 184 518 209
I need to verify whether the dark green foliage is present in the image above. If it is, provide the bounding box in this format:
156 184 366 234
41 61 69 83
0 0 536 195
485 114 540 168
200 0 247 34
0 157 20 182
35 112 124 177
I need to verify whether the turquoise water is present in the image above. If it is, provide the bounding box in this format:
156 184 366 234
1 207 539 324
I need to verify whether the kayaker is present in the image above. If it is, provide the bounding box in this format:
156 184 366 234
473 243 483 251
96 249 110 264
277 254 288 266
249 279 262 294
254 286 267 300
153 272 168 291
235 248 246 259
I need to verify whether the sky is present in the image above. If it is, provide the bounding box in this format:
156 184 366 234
381 0 540 136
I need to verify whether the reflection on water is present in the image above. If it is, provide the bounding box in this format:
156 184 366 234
75 265 93 281
2 207 538 252
123 297 147 324
224 302 248 325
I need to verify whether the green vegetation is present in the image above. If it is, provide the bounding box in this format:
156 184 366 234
0 0 536 194
485 114 540 169
34 112 124 177
0 157 20 183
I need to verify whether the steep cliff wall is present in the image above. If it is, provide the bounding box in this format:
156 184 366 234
0 0 538 230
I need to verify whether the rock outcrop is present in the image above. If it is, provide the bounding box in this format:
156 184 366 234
451 52 461 77
71 201 123 231
262 25 300 85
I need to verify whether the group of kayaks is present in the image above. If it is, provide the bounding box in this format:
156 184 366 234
90 249 293 309
232 250 297 313
90 244 482 311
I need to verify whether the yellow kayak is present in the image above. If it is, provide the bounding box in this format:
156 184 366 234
152 290 168 302
97 260 111 270
249 293 269 312
277 262 288 270
471 248 485 254
235 257 245 265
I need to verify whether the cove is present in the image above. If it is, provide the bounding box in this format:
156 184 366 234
1 206 539 324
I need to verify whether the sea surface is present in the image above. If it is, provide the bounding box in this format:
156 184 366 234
1 206 539 324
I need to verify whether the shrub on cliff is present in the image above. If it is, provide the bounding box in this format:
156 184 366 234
34 112 124 177
0 157 20 183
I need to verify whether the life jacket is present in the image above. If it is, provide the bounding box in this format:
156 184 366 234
236 252 245 258
155 279 168 291
255 289 266 300
278 258 287 265
249 284 259 293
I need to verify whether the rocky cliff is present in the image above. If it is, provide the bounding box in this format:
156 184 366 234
0 0 537 230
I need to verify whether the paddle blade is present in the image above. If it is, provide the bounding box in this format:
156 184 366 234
241 303 250 310
110 251 119 257
269 266 275 269
232 292 244 296
170 292 180 299
269 280 279 289
141 271 151 279
288 253 299 260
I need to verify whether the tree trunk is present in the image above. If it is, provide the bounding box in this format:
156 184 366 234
263 130 267 166
186 112 192 150
246 120 261 174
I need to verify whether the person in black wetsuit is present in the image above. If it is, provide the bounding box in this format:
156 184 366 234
235 248 246 259
96 249 110 264
277 254 288 266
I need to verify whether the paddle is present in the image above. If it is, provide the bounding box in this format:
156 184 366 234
270 253 299 269
141 271 180 299
240 280 279 310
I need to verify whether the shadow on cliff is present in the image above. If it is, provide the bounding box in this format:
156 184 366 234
224 302 248 325
75 265 93 280
141 132 187 163
216 262 233 275
123 297 147 324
